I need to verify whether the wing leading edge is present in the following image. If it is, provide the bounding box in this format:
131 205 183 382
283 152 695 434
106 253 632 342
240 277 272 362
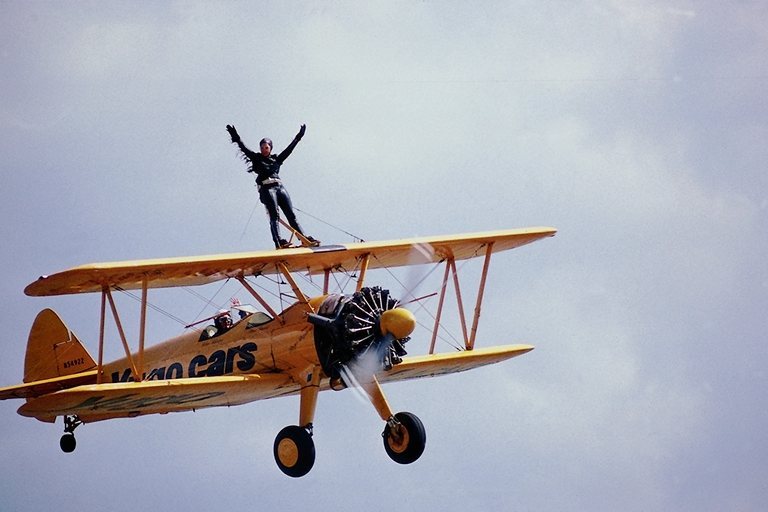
25 227 556 296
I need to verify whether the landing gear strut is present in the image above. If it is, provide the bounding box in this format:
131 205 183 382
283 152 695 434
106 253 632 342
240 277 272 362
273 366 320 477
60 415 83 453
273 424 315 478
383 412 426 464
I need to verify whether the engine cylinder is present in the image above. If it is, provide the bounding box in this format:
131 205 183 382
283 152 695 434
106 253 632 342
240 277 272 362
309 287 411 381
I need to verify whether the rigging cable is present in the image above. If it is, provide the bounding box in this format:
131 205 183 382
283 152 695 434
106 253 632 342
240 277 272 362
187 279 231 331
294 206 365 243
115 287 189 327
239 201 260 242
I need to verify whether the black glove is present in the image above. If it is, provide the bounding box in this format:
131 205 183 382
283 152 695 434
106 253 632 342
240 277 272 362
296 124 306 141
226 124 240 143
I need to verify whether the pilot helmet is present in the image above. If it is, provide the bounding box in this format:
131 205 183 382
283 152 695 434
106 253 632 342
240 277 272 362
214 309 233 329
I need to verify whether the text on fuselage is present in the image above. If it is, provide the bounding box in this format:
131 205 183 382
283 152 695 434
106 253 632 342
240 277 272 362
111 342 258 383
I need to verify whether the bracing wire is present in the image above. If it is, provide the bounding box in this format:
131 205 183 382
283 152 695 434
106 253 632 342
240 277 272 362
115 287 189 327
239 201 260 242
238 201 365 247
294 206 365 242
183 286 227 310
187 279 231 330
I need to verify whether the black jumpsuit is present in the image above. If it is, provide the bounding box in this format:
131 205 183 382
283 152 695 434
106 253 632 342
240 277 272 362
234 132 307 248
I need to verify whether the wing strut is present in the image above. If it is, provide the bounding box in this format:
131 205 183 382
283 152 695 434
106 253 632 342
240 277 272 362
428 262 451 355
278 263 313 312
236 275 279 319
428 257 473 354
104 287 141 380
323 269 331 294
428 242 495 353
450 258 470 345
97 288 106 384
138 278 148 381
468 242 494 350
356 253 371 292
95 284 150 383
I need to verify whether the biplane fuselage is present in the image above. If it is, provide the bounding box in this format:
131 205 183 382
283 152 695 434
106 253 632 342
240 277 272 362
1 227 556 477
105 302 314 385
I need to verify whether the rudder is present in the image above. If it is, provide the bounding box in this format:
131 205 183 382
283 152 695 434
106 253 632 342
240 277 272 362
24 308 96 383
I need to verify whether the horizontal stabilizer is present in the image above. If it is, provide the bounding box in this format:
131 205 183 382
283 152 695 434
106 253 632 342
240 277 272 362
0 370 98 401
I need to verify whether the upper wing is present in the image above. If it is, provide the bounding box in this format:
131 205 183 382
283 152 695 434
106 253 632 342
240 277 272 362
25 227 556 296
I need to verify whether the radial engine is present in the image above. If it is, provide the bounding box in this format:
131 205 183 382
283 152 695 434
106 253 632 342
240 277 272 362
308 286 415 387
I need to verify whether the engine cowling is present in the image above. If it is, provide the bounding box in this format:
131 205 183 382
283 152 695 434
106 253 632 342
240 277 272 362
309 287 413 384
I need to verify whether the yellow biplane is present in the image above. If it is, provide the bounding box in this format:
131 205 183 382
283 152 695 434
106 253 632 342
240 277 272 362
0 227 555 477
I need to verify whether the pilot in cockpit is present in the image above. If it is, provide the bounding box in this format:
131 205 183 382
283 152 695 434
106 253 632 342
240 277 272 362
198 301 272 341
200 310 234 341
213 310 234 332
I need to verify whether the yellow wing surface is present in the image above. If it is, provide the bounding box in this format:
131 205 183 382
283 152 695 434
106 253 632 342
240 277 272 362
379 343 533 382
10 228 550 422
12 345 532 422
16 374 295 423
25 227 556 296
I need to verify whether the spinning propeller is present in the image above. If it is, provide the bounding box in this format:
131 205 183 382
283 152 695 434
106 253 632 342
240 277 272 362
309 286 416 387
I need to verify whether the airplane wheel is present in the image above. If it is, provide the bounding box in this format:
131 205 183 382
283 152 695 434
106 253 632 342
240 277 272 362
274 426 315 477
383 412 426 464
60 433 76 453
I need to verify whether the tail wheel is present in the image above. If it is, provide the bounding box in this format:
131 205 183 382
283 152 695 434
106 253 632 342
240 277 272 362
383 412 426 464
60 433 76 453
60 415 82 453
274 426 315 478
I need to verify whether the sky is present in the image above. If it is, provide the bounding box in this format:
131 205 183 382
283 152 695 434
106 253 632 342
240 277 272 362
1 1 766 510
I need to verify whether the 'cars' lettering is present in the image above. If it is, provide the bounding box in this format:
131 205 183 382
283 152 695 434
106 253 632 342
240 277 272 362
111 343 258 383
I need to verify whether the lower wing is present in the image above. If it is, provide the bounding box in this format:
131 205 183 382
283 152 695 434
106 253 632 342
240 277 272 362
17 373 296 423
15 344 532 422
379 344 533 383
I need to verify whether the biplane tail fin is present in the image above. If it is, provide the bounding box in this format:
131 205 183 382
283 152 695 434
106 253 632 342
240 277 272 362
23 308 96 383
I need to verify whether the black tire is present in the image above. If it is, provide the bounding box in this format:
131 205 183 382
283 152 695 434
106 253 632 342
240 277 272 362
383 411 426 464
60 433 76 453
273 426 315 477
